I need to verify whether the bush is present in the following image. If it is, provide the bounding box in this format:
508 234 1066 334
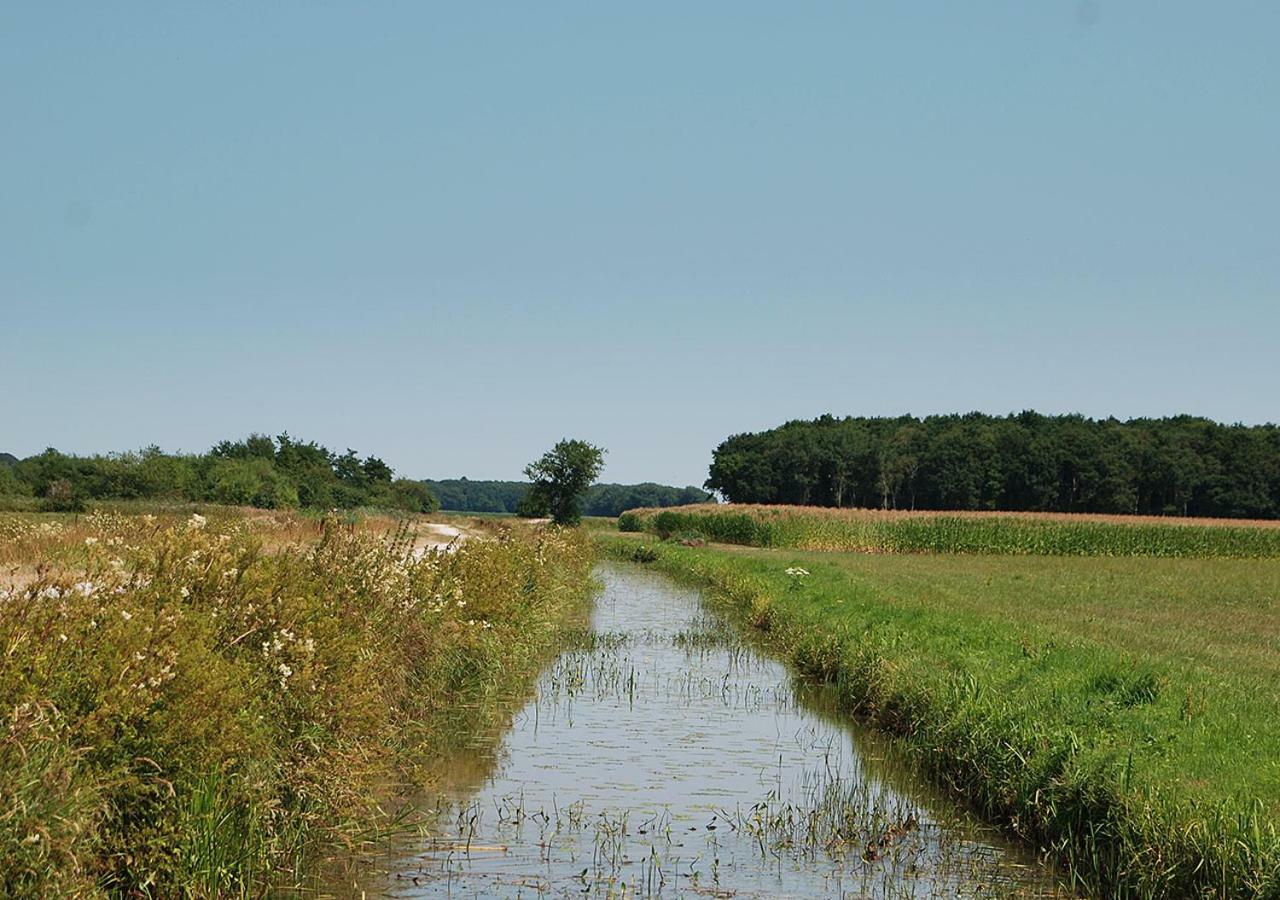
617 511 642 532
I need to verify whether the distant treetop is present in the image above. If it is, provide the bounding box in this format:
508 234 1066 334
705 412 1280 519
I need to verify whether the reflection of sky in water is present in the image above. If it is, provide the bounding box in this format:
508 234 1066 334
391 562 1065 898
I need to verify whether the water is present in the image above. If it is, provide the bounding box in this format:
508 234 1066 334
377 562 1066 898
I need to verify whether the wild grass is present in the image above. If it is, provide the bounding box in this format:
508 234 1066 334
620 504 1280 559
596 533 1280 897
0 508 593 897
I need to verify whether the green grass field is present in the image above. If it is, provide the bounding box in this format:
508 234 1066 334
597 531 1280 897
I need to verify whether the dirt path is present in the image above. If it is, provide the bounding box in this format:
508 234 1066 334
409 521 472 558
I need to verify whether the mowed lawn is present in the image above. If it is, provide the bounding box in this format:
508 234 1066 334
601 533 1280 894
727 543 1280 800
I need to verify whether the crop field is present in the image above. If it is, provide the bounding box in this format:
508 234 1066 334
0 507 593 897
598 529 1280 897
619 503 1280 559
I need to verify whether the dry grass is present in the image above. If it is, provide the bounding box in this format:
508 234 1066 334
633 503 1280 530
0 506 591 897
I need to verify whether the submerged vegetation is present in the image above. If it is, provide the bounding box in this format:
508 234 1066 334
0 508 592 897
621 503 1280 559
598 532 1280 897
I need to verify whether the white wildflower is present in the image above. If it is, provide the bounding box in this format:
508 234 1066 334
188 513 208 529
120 609 133 621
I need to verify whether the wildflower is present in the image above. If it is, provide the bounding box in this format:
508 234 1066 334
120 610 133 621
84 537 99 546
180 587 190 598
188 513 207 530
58 633 68 642
38 586 62 600
785 567 810 578
73 581 96 597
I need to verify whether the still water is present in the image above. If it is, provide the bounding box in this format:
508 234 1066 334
382 562 1065 898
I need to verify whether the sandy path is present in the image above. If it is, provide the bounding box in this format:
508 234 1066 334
409 522 471 558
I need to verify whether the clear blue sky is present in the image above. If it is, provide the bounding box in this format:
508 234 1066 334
2 2 1276 487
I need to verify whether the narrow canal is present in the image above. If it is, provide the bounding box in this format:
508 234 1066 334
384 561 1066 898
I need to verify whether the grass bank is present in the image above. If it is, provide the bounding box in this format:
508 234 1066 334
1 510 594 897
597 533 1280 897
620 504 1280 559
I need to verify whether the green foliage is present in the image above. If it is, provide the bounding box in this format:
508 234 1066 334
707 412 1280 519
616 511 643 532
629 505 1280 559
0 465 27 497
388 478 440 513
522 439 606 526
0 511 593 896
1 435 437 513
596 534 1280 897
425 478 711 516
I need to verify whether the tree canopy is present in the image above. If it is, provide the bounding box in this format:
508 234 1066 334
705 412 1280 519
521 439 606 525
0 434 438 514
424 479 711 516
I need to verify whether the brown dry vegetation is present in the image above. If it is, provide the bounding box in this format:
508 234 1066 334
634 503 1280 529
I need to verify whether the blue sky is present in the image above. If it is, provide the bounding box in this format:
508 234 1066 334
2 2 1276 487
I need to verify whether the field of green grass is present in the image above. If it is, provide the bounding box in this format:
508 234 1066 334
621 503 1280 559
597 530 1280 897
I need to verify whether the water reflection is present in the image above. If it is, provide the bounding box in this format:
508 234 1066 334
385 562 1066 898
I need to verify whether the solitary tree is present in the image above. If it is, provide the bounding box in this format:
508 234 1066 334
522 439 606 525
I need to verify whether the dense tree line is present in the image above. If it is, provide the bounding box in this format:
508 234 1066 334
425 478 712 516
705 413 1280 519
0 434 439 513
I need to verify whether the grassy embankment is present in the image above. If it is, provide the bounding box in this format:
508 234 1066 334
1 507 594 897
620 503 1280 559
601 505 1280 897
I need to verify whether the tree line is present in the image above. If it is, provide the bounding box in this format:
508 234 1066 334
425 478 712 517
0 435 712 517
0 434 438 513
704 412 1280 519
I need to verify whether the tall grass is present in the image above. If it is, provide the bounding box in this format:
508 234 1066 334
597 534 1280 897
0 510 593 897
623 504 1280 558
